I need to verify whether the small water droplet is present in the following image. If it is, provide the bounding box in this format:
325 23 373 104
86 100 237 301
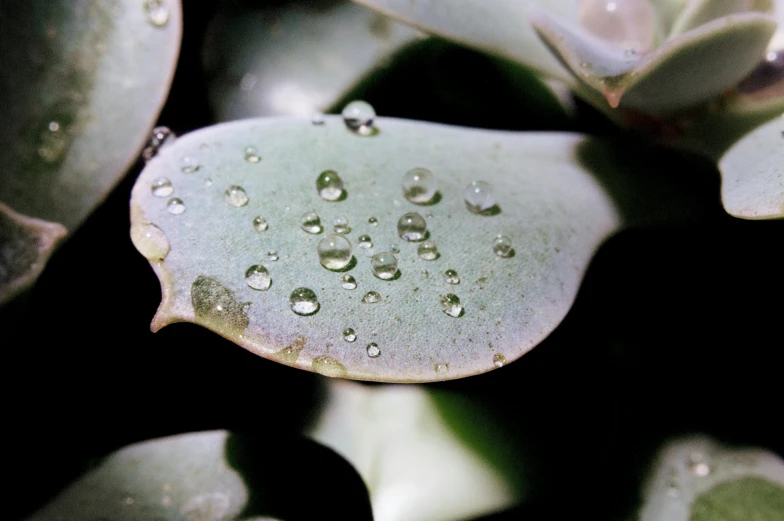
290 287 319 316
192 276 249 336
224 185 249 207
144 0 169 27
440 293 463 317
315 170 344 201
340 274 357 290
417 240 438 260
151 177 173 197
362 291 381 303
167 198 185 215
368 217 379 226
253 216 268 232
245 265 271 290
402 167 438 204
180 156 200 173
37 120 67 163
342 100 376 135
318 234 352 270
333 217 351 234
301 211 323 234
366 343 381 358
363 246 376 258
357 234 372 249
398 212 427 241
267 250 279 261
205 177 213 186
435 363 449 374
444 269 460 284
343 328 357 342
493 235 513 257
371 252 398 280
131 222 170 261
463 181 496 213
688 453 711 477
142 126 175 162
244 146 261 163
123 496 135 505
493 353 507 368
388 244 400 254
311 112 325 125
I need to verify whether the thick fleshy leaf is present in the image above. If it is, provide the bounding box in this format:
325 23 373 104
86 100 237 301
308 381 522 521
204 0 422 120
638 436 784 521
668 0 773 37
0 202 67 306
718 116 784 219
0 0 181 300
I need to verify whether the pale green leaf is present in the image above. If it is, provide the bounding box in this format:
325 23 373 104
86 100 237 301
668 0 773 37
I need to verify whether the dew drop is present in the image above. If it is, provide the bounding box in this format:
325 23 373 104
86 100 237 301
343 328 357 342
578 0 655 52
333 217 351 234
290 287 319 316
361 291 381 303
37 120 67 163
363 246 376 258
388 244 400 254
357 234 373 249
131 222 170 261
267 250 279 261
311 112 325 125
371 252 398 280
435 363 449 374
312 356 347 378
342 100 376 135
688 453 711 477
252 216 268 232
340 274 357 290
245 265 271 291
316 170 344 201
151 177 173 197
440 293 463 317
397 212 427 241
180 156 200 173
493 353 507 368
402 167 438 204
365 217 378 228
142 126 175 162
417 240 438 260
191 276 249 336
493 235 513 257
144 0 169 28
167 198 185 215
224 185 249 207
318 234 352 270
366 343 381 358
463 181 496 213
444 269 460 284
205 177 213 186
244 146 261 163
301 211 323 233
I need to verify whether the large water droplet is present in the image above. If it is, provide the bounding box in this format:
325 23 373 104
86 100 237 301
342 100 376 136
131 222 170 261
444 269 460 284
493 353 507 368
316 170 345 201
402 167 438 204
357 234 373 249
440 293 463 317
579 0 655 53
463 181 496 213
244 146 261 163
224 185 249 207
333 217 350 234
366 343 381 358
318 234 352 270
180 156 200 174
245 265 271 291
398 212 427 241
142 126 175 162
371 252 398 280
267 250 279 261
253 216 268 232
192 276 249 336
343 328 357 342
301 211 323 234
167 198 185 215
290 287 319 315
151 177 173 197
340 274 357 290
368 216 378 227
361 291 381 303
417 240 438 260
493 235 513 257
144 0 169 28
312 356 347 378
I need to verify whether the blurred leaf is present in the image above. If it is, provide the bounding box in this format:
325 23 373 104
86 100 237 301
668 0 773 36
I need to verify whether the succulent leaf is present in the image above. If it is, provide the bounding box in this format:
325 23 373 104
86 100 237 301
668 0 773 37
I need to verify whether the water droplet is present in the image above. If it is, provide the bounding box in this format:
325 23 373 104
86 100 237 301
493 353 506 368
131 222 170 261
151 177 173 197
224 185 249 207
342 100 376 135
267 250 279 261
388 244 400 254
318 234 352 270
290 287 319 316
167 198 185 215
366 343 381 358
368 216 378 226
417 240 438 260
144 0 169 28
402 167 438 204
688 453 711 477
493 235 513 257
37 120 67 163
435 363 449 374
363 246 376 258
205 177 213 186
311 112 325 125
333 217 351 234
253 216 268 232
180 156 200 173
191 276 249 336
371 252 398 280
362 291 381 303
357 234 373 249
301 211 323 234
578 0 655 53
142 126 175 162
244 146 261 163
398 212 427 241
316 170 344 201
343 328 357 342
340 274 357 290
312 356 347 377
463 181 496 213
440 293 463 317
444 269 460 284
245 265 271 291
